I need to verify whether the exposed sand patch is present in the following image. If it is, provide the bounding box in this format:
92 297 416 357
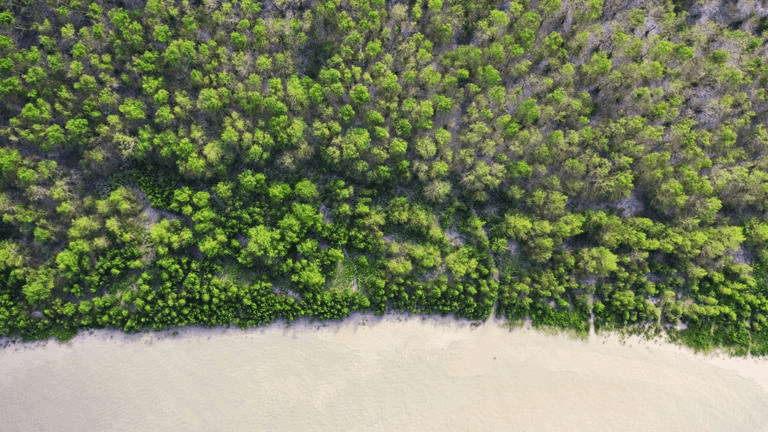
444 226 465 246
132 187 181 228
616 190 644 217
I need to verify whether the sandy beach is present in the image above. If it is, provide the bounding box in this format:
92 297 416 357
1 314 767 431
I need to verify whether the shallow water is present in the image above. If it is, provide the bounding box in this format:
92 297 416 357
2 315 767 431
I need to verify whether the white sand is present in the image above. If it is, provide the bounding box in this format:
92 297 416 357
1 314 767 432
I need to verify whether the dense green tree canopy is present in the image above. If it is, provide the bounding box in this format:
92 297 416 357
1 0 768 354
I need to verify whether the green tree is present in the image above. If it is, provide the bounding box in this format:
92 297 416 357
119 98 146 121
349 84 371 106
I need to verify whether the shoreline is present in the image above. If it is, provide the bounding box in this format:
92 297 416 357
3 311 767 393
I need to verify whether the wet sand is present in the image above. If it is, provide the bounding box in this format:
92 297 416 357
1 314 767 431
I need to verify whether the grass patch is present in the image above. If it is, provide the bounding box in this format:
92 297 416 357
327 260 356 291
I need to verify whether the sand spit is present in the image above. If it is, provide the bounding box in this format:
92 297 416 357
1 314 767 431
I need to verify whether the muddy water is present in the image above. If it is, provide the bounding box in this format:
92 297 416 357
2 315 767 431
